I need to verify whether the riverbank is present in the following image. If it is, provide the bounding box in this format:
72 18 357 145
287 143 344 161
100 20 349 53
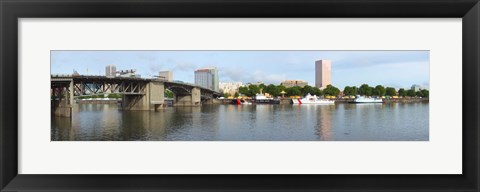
214 98 428 104
214 98 289 104
333 98 429 103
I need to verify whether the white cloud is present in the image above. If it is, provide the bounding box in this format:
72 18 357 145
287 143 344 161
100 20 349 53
174 62 197 71
252 71 287 84
148 63 163 73
219 66 286 85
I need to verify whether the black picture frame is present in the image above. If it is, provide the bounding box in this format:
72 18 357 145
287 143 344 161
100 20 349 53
1 0 479 191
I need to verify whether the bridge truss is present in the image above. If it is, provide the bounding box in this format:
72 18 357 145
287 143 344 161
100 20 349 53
51 76 222 98
73 80 148 96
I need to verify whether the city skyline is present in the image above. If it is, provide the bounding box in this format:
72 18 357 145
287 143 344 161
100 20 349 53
51 50 429 89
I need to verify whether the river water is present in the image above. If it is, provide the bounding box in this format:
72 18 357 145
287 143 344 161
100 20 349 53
51 102 429 141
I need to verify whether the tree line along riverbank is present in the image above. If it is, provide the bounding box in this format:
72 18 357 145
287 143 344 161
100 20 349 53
233 83 429 99
214 97 428 105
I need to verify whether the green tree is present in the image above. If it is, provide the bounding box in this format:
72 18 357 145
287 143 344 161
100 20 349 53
420 89 429 98
264 84 272 95
239 86 249 96
277 85 286 92
276 85 287 97
108 93 122 98
323 84 340 97
302 85 313 96
407 89 416 97
248 84 260 96
265 84 280 97
234 92 240 98
258 83 266 92
416 91 424 97
286 86 302 96
164 89 174 98
385 87 397 96
398 88 407 97
223 92 231 98
359 84 373 96
312 87 322 96
351 86 358 96
373 85 386 96
343 86 354 96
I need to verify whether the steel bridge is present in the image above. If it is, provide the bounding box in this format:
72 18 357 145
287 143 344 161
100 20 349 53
51 75 222 117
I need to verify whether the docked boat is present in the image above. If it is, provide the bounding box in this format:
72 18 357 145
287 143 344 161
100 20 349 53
292 93 335 104
232 99 252 105
350 95 383 103
252 94 280 104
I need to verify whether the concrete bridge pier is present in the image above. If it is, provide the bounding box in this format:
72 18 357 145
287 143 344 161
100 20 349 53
122 95 147 110
174 87 201 106
149 81 166 111
52 80 74 117
122 81 165 111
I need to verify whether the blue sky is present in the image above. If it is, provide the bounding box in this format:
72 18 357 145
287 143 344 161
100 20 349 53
51 50 429 89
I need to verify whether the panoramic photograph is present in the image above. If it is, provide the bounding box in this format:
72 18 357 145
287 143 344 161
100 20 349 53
51 50 429 141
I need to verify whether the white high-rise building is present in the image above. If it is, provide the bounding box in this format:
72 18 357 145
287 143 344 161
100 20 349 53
315 60 332 89
105 65 116 78
194 67 219 91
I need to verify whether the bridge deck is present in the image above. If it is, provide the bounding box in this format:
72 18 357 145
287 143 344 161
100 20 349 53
51 75 222 96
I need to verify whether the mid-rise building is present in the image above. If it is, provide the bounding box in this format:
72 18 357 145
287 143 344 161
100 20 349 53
194 67 219 91
219 82 243 95
158 71 173 81
315 60 332 89
105 65 116 78
281 80 308 88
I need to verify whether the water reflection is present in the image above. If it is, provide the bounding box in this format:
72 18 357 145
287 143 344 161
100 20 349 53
51 103 429 141
315 105 334 141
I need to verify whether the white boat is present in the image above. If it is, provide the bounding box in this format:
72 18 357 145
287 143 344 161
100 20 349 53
253 94 280 104
292 93 335 104
350 95 383 103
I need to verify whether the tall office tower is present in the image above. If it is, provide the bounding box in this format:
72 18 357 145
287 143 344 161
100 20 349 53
158 71 173 82
315 60 331 89
194 67 219 91
105 65 116 78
